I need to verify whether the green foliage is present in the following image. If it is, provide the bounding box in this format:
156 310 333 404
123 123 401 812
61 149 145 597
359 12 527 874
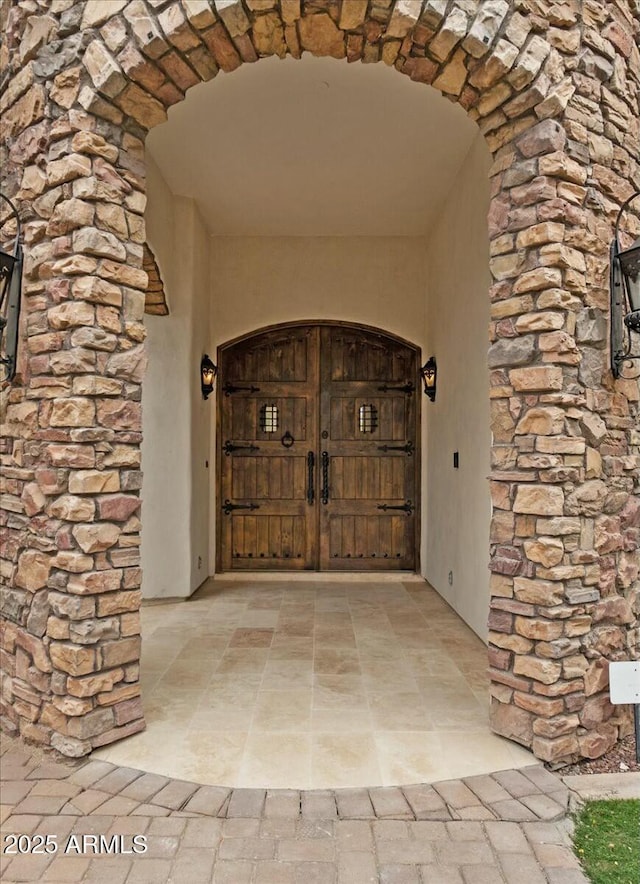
573 799 640 884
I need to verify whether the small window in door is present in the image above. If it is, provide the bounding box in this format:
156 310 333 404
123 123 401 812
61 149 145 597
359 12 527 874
358 404 378 434
260 404 279 433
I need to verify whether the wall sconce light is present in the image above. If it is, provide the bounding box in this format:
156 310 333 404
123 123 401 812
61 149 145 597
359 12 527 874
0 194 23 382
420 356 437 401
611 190 640 378
200 353 217 400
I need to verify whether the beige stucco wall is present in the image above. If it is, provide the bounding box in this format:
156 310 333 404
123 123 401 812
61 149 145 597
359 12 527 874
142 158 211 598
190 203 212 593
425 134 492 639
143 141 492 641
209 237 428 348
208 236 429 575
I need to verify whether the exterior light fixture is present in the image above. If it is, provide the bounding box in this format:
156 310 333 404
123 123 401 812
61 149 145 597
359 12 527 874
420 356 437 401
610 190 640 378
0 194 23 382
200 354 217 400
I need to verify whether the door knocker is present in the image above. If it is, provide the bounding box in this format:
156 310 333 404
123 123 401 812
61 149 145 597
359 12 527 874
281 431 294 448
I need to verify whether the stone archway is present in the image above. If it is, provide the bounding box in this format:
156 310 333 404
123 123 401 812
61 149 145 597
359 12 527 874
1 1 638 763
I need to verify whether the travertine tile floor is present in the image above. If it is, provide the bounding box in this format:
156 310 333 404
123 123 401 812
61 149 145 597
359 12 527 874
93 578 535 789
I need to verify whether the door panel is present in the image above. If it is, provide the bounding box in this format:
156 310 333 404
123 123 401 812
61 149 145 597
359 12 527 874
219 324 417 572
228 513 308 567
329 456 405 499
319 327 417 571
219 327 319 571
228 397 309 448
326 514 410 563
231 455 308 499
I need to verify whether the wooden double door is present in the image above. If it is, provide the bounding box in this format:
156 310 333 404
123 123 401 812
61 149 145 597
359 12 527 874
218 324 419 571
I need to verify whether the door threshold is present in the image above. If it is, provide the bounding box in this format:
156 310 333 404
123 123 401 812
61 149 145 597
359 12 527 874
213 572 426 583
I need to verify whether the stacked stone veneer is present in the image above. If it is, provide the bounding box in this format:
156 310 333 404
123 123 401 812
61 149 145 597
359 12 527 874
0 1 638 761
142 242 169 315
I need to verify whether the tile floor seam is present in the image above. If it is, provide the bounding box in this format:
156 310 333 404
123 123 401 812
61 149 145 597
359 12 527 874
99 581 532 790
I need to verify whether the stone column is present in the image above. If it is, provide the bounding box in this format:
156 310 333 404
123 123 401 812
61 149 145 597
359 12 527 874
1 2 149 755
484 2 640 760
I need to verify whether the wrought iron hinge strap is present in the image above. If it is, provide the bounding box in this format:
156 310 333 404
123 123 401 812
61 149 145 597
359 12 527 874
224 383 261 396
377 500 413 515
377 382 414 394
223 500 260 515
377 442 414 455
224 440 260 456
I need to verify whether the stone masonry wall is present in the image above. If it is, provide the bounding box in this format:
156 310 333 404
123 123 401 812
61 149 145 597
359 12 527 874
0 0 638 762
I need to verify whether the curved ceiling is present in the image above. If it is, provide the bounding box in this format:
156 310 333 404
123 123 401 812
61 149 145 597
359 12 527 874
146 54 480 237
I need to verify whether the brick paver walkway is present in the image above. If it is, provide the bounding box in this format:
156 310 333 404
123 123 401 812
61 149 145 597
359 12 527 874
1 736 588 883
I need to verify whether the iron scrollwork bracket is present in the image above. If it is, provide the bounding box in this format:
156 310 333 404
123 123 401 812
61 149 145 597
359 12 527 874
223 500 260 515
377 441 414 455
224 440 260 456
377 382 414 394
223 383 261 396
377 500 413 515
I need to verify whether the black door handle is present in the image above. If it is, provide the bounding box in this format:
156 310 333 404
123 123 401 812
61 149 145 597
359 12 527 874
307 451 315 504
321 451 329 505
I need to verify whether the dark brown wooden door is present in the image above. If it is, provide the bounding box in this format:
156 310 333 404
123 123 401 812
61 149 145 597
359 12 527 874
219 324 418 572
219 327 319 570
319 327 417 570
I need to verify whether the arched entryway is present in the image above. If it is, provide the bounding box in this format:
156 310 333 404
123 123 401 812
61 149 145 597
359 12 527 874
1 1 637 767
218 322 420 572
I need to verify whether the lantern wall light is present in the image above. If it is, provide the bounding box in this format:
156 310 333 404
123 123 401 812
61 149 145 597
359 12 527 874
610 190 640 378
0 193 23 382
420 356 437 401
200 354 217 400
